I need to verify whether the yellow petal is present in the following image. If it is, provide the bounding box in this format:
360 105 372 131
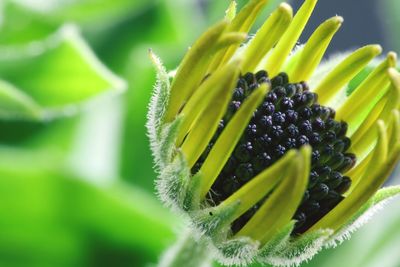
214 33 248 51
237 146 310 245
216 150 297 225
308 121 392 232
225 1 237 21
264 0 318 77
165 20 229 122
199 84 269 198
176 60 240 145
336 53 397 136
314 45 382 105
241 3 293 72
288 16 343 82
181 66 239 168
209 0 270 72
388 110 400 152
350 92 388 160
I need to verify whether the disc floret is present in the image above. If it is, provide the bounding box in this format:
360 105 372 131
193 71 356 235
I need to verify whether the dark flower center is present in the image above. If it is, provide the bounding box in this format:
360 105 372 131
192 71 357 235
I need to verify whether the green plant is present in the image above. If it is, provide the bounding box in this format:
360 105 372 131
148 0 400 266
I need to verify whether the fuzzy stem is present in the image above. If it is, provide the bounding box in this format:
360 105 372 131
158 230 213 267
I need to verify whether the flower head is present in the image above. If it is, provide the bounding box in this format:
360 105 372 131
147 0 400 266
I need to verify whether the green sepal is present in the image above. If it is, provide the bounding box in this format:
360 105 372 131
182 172 203 212
265 228 333 267
215 236 259 266
157 150 190 210
257 221 295 262
158 116 184 168
328 186 400 247
147 49 171 146
191 201 240 238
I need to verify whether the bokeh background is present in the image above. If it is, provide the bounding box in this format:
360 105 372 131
0 0 399 266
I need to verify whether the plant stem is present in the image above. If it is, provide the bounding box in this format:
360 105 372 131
158 230 213 267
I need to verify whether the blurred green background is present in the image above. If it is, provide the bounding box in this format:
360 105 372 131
0 0 399 266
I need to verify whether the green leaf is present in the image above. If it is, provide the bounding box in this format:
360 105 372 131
0 25 126 120
0 79 41 119
0 2 56 45
118 1 207 188
0 0 152 45
0 147 178 266
24 0 151 27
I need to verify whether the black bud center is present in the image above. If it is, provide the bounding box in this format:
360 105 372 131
192 71 356 235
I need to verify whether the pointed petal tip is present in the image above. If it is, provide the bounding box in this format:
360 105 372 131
298 145 312 172
371 44 383 54
335 16 344 24
216 18 231 30
254 83 270 97
323 15 343 26
388 67 399 76
319 16 343 33
363 44 383 56
239 32 248 39
279 2 293 15
225 1 237 21
265 0 318 76
388 68 400 88
286 149 298 158
299 144 312 155
387 52 398 67
377 119 386 132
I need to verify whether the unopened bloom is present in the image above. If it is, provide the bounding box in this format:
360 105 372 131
147 0 400 266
